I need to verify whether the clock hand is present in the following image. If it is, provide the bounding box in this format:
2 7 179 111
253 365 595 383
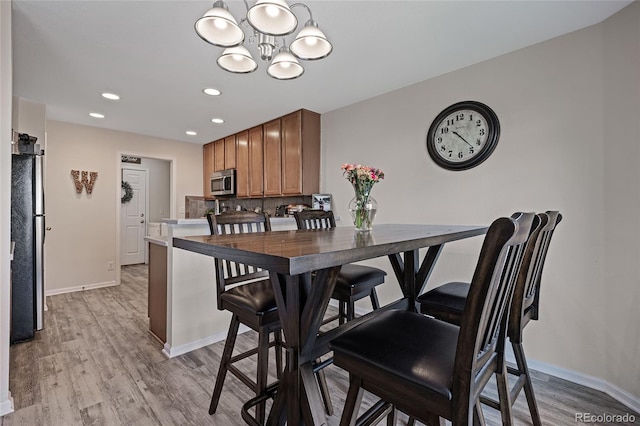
452 131 473 148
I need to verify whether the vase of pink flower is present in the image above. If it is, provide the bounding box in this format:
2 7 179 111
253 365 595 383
341 163 384 232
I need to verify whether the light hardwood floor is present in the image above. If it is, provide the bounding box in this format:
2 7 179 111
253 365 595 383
2 264 638 425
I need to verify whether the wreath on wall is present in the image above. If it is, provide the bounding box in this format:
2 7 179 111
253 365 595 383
121 181 134 204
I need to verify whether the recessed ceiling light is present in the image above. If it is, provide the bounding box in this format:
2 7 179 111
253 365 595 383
101 92 120 100
211 118 225 124
203 88 221 96
89 112 105 118
186 130 198 136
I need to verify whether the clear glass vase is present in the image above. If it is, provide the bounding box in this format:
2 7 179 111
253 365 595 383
349 194 377 232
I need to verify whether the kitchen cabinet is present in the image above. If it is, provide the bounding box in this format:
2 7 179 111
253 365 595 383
225 135 236 169
248 126 264 197
203 109 320 198
235 130 250 198
281 109 320 195
203 142 215 195
263 118 282 196
213 139 225 172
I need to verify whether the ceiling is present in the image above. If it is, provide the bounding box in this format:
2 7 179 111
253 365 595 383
11 0 632 145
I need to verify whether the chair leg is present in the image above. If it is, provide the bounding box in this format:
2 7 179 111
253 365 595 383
339 375 365 426
339 301 347 325
369 288 381 310
209 314 241 415
274 330 283 379
386 406 397 425
255 325 270 425
473 398 487 426
512 341 542 426
495 362 514 426
316 367 334 415
346 298 356 322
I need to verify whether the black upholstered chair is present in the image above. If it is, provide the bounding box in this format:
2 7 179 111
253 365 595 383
293 210 387 324
329 212 535 426
415 211 562 426
206 211 280 424
206 211 333 422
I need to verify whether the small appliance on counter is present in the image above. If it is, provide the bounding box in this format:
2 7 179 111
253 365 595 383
286 204 310 216
275 205 288 217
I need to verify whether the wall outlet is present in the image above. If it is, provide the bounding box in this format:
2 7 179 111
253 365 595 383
107 261 114 271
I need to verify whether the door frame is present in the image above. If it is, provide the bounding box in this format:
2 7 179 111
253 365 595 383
115 151 176 286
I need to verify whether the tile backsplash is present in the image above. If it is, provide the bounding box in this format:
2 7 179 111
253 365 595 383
185 195 313 219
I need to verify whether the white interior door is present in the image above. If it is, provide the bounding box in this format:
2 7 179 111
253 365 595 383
121 168 147 265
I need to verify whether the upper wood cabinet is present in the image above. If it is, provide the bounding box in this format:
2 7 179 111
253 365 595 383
213 139 225 172
281 109 320 195
235 130 250 198
224 135 236 170
248 126 264 198
263 118 282 196
203 142 215 195
203 109 320 198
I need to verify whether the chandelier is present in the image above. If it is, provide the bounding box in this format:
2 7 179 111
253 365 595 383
195 0 333 80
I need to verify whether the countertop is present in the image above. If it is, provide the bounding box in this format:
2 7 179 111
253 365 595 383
161 216 297 225
145 235 169 246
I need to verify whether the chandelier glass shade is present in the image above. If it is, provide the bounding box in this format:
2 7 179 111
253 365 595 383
267 47 304 80
217 45 259 73
247 0 297 36
195 2 244 47
195 0 332 80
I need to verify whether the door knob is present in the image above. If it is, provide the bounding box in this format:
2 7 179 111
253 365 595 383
140 220 145 224
46 227 52 231
140 213 145 217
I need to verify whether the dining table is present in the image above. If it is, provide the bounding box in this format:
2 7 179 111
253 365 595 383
173 223 488 426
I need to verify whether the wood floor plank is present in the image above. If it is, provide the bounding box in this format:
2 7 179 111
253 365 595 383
2 264 638 426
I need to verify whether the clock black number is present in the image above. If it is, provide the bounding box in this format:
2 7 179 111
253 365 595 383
426 101 500 171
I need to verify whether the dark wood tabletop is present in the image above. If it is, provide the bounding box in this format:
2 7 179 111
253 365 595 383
173 224 488 275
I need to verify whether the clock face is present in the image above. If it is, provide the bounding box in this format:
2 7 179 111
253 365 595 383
427 101 500 171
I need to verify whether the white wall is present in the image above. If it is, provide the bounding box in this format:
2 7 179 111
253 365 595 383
44 120 202 294
0 0 14 417
322 2 638 402
601 2 640 401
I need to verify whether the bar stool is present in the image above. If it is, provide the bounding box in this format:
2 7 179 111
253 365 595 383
206 211 332 423
330 213 535 425
416 210 562 426
293 209 387 324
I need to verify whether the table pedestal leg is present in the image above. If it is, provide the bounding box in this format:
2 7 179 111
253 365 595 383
267 267 340 425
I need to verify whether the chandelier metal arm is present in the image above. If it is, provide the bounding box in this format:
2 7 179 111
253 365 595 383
289 3 313 22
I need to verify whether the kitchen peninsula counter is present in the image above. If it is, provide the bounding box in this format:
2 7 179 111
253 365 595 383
145 215 299 358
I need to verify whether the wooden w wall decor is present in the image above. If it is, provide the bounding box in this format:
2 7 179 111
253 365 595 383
71 170 98 194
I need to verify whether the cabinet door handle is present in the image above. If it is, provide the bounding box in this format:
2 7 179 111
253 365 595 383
140 220 145 224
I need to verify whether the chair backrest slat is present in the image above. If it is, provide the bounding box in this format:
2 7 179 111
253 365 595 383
294 210 336 230
206 211 272 310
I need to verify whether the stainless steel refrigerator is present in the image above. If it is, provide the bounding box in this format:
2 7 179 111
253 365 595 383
11 133 45 343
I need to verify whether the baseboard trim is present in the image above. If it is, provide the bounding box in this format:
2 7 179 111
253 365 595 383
46 280 117 296
162 325 251 359
507 351 640 414
0 394 14 417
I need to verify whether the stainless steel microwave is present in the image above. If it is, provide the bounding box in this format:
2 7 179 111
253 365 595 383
210 169 235 196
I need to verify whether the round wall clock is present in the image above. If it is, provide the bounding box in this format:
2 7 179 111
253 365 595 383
426 101 500 171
